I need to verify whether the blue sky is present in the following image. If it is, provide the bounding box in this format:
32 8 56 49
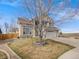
0 0 79 33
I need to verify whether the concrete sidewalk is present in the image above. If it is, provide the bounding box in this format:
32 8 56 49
50 37 79 59
58 48 79 59
0 44 21 59
51 37 79 47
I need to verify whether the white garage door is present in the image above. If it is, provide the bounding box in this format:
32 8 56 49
46 32 57 39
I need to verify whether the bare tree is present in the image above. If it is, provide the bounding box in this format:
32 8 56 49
7 0 79 44
9 19 18 33
20 0 53 40
18 0 78 42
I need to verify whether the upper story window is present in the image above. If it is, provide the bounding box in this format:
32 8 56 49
23 26 32 35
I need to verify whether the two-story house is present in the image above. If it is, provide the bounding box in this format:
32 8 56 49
17 15 59 38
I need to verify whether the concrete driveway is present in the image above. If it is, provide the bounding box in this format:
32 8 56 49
50 37 79 59
58 48 79 59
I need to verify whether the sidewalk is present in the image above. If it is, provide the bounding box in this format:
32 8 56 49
0 44 21 59
58 48 79 59
51 37 79 47
50 37 79 59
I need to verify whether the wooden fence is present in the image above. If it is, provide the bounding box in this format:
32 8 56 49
0 34 18 40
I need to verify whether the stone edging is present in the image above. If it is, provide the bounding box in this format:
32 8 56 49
0 49 10 59
6 45 21 59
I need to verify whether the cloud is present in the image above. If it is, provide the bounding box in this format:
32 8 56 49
56 8 79 20
0 0 20 7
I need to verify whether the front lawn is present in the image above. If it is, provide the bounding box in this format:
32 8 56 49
8 38 74 59
0 51 7 59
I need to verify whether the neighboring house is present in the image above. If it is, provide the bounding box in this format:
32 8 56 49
9 27 19 34
17 15 59 38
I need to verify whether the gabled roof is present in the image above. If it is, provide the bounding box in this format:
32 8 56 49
17 17 33 25
17 15 54 26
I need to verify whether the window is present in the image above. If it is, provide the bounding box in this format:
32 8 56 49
23 26 31 35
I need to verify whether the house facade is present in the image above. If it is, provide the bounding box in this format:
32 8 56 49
17 17 33 37
17 16 59 38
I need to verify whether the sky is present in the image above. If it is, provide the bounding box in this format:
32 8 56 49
0 0 79 33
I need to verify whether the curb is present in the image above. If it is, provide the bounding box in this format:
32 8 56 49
0 49 10 59
6 44 21 59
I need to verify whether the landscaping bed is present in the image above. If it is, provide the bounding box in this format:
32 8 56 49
8 38 74 59
0 51 7 59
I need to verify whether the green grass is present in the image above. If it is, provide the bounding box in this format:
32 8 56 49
8 38 74 59
0 51 7 59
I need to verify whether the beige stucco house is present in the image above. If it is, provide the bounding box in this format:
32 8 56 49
17 16 59 38
17 17 33 37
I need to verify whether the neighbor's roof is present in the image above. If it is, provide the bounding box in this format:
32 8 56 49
46 26 59 32
17 17 33 25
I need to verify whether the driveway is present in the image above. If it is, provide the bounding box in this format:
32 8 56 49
49 37 79 59
51 37 79 47
58 48 79 59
